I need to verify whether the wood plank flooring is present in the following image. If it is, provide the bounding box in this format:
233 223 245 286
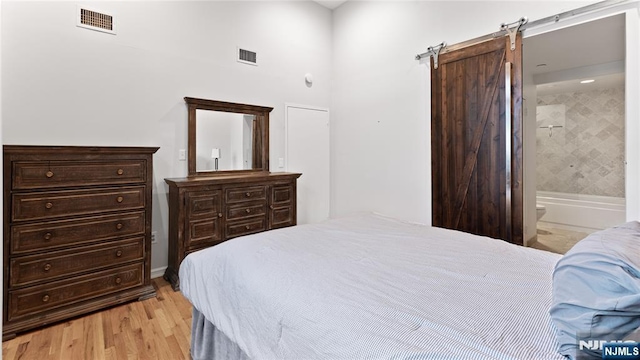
2 278 193 360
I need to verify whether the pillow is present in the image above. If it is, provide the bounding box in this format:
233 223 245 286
549 221 640 360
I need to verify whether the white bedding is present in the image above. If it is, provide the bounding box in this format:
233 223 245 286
180 213 564 360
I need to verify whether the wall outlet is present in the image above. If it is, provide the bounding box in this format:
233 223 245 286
178 149 186 161
151 231 158 244
278 157 284 168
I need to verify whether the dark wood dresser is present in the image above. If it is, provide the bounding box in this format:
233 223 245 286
3 145 158 339
163 172 301 290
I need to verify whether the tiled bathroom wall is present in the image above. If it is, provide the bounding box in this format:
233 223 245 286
536 85 625 198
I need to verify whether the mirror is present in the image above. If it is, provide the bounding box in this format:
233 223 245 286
195 111 255 171
185 97 272 176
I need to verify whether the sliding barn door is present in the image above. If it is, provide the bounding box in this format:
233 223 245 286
431 35 523 245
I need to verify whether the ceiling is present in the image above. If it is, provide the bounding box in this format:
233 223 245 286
524 14 625 94
313 0 348 10
537 72 624 96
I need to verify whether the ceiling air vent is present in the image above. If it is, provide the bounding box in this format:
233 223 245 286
77 6 116 34
237 47 258 66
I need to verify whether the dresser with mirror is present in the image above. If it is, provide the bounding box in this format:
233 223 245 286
164 97 301 291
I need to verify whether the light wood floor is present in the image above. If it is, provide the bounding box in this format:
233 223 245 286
2 278 193 360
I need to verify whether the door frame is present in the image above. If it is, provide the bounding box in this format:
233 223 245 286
521 3 640 224
284 103 331 171
284 103 331 222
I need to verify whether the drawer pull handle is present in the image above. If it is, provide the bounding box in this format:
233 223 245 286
42 295 50 302
245 208 251 213
116 196 124 203
116 223 123 230
45 171 54 178
43 263 52 272
117 169 124 175
270 205 274 209
245 192 251 197
45 202 53 209
218 213 223 218
116 250 123 257
44 232 52 241
115 277 122 285
245 225 251 230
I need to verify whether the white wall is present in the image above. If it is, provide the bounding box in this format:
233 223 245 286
1 0 4 344
626 8 640 221
522 61 538 245
1 1 332 272
331 1 599 224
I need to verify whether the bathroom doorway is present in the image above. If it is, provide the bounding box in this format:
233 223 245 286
522 14 627 254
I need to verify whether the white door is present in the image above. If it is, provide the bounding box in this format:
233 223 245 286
286 105 330 224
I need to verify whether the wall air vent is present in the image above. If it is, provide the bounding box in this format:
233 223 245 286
237 47 258 66
77 6 116 34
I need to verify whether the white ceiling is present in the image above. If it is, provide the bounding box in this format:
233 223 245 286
537 72 624 96
524 13 625 94
313 0 348 10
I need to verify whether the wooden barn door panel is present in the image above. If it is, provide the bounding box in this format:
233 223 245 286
431 35 523 245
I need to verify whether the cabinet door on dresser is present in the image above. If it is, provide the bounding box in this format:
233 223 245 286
270 183 296 229
184 189 223 250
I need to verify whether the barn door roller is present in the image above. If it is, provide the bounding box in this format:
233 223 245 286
415 42 446 69
500 17 527 51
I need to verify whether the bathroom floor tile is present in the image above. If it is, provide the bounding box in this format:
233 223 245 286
529 225 589 254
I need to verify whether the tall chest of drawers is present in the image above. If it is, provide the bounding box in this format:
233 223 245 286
3 145 159 339
163 172 301 291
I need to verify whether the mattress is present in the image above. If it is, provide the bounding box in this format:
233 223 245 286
179 213 564 359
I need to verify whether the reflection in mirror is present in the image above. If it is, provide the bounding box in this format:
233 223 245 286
196 110 255 171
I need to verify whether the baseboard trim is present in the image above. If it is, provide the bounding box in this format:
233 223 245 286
151 266 167 279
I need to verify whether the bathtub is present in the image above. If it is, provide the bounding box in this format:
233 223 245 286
536 191 626 233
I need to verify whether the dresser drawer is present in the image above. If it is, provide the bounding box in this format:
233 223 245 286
10 237 144 287
11 211 145 254
227 202 267 220
12 186 145 222
12 160 146 190
225 186 267 204
225 218 266 239
7 263 143 321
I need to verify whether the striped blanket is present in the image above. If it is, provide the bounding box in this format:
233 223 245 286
180 213 563 359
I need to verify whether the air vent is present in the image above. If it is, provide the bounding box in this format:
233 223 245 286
77 6 116 34
237 47 258 66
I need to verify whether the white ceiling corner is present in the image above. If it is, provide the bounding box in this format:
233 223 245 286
312 0 348 10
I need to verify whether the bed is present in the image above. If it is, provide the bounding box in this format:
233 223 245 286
179 213 574 359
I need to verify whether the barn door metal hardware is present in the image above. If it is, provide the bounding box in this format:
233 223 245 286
415 42 446 69
500 17 527 51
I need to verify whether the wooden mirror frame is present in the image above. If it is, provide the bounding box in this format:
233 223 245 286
185 97 272 176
